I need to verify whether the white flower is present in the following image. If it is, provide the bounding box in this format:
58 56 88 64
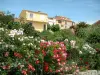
18 37 23 41
29 36 33 39
41 40 45 42
79 51 82 54
24 37 28 39
28 43 33 46
83 43 96 54
70 40 76 48
10 45 14 47
38 41 40 43
64 39 68 42
34 38 37 41
22 43 25 45
0 42 2 44
6 44 9 48
9 29 23 37
34 45 36 48
0 28 4 31
9 34 14 37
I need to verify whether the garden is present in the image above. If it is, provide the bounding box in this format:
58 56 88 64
0 13 100 75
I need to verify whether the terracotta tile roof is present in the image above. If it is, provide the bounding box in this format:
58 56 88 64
93 20 100 25
55 16 72 22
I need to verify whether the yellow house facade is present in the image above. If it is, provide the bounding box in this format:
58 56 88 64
19 10 48 32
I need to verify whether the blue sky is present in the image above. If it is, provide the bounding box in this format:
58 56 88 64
0 0 100 24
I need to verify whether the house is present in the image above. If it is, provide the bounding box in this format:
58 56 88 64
55 16 75 29
48 17 56 25
19 10 48 32
93 20 100 25
0 11 4 16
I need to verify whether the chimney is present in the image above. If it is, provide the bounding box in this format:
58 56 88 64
38 11 41 12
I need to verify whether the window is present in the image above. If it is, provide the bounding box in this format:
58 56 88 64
58 20 62 23
30 13 33 18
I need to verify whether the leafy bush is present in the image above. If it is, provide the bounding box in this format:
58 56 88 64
0 13 14 24
22 23 40 37
86 26 100 43
76 22 88 28
40 30 54 41
47 24 51 30
75 27 91 39
51 24 60 32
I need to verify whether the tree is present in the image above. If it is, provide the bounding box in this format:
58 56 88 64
51 24 60 32
0 13 14 24
75 22 89 38
76 22 88 28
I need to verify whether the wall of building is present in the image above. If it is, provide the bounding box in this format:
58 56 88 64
32 22 47 32
65 21 73 28
19 10 26 19
26 11 48 23
48 18 56 25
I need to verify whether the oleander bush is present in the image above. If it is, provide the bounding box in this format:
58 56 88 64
0 21 100 75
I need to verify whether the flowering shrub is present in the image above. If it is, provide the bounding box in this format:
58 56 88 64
39 41 67 73
0 25 67 75
0 22 100 75
64 64 79 74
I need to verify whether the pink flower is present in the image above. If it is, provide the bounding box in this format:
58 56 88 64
2 65 10 70
56 70 60 73
28 64 35 71
22 70 27 75
4 52 9 57
76 69 79 73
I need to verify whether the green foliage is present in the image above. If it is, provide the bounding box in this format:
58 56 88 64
7 22 21 29
40 30 54 40
22 23 40 37
47 24 51 30
0 14 14 24
75 22 91 39
86 26 100 43
75 28 89 39
40 29 75 41
67 48 79 62
76 22 88 28
51 24 60 32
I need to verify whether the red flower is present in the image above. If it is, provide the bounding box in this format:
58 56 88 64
44 65 49 72
35 60 40 64
95 48 99 51
35 50 40 55
2 64 10 70
44 62 49 72
22 70 27 75
14 52 22 58
42 50 46 56
28 64 35 71
85 62 88 65
80 58 82 60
